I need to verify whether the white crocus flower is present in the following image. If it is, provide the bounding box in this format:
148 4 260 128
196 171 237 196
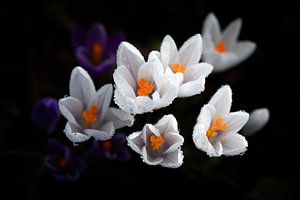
193 85 249 157
59 66 134 144
127 114 184 168
242 108 270 136
202 13 256 72
114 42 178 115
159 34 213 97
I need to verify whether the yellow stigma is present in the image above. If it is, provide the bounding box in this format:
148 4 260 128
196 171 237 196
215 41 227 53
206 117 228 139
172 63 186 73
137 78 154 96
91 42 104 65
150 135 164 151
82 106 98 128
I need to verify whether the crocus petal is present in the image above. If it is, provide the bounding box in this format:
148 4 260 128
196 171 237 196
117 42 145 80
105 107 134 129
222 18 242 48
164 133 184 154
193 125 217 156
243 108 269 136
202 13 222 43
86 23 107 48
212 141 223 157
160 35 178 68
178 34 202 66
196 104 215 130
85 122 115 141
208 85 232 117
142 146 163 165
232 41 256 64
137 60 158 84
127 131 143 154
221 111 249 138
59 97 83 126
64 122 90 144
203 51 239 72
113 66 136 98
184 63 213 82
155 114 178 135
114 88 137 114
222 134 248 156
161 149 183 168
143 124 160 144
135 96 155 114
69 67 96 107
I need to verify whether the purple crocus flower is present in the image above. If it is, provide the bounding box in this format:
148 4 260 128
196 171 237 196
44 139 86 181
31 97 61 133
71 23 125 76
90 133 131 161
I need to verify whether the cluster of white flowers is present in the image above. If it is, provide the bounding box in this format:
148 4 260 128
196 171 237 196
59 13 269 168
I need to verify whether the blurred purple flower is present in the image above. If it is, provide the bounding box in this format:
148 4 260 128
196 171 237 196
90 133 131 161
31 97 61 133
44 139 86 181
71 23 125 76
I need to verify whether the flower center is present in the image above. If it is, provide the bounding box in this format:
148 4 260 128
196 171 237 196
58 158 68 168
102 140 112 150
206 117 228 139
91 42 104 65
82 106 98 128
150 135 164 151
137 78 154 96
215 41 227 53
172 63 186 73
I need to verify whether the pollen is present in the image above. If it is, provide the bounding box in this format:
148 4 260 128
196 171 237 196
172 63 186 73
137 78 154 96
102 140 112 150
215 41 227 53
82 106 98 128
206 117 228 139
150 135 164 151
92 42 104 65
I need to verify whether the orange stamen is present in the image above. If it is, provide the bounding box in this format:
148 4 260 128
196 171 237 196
172 63 186 73
137 79 154 96
150 135 164 151
58 158 68 168
206 117 228 139
92 42 104 65
102 140 112 150
82 106 98 128
215 41 227 53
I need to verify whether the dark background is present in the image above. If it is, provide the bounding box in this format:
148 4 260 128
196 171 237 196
0 1 299 199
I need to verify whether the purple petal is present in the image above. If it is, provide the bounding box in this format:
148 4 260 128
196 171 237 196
111 133 127 150
31 98 61 133
86 23 108 49
106 32 126 57
117 148 131 161
44 155 62 172
71 27 87 49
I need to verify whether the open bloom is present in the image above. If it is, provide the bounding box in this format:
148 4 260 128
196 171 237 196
159 34 213 97
31 97 61 133
193 85 249 157
90 133 131 161
242 108 270 136
127 114 184 168
202 13 256 72
113 42 178 114
44 139 86 181
59 66 134 144
72 23 125 76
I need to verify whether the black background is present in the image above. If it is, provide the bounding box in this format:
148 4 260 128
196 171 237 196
0 1 299 199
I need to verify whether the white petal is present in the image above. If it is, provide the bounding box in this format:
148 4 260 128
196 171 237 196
243 108 269 136
202 13 222 44
178 34 202 66
203 51 239 72
222 134 248 156
89 84 112 122
69 66 96 107
208 85 232 117
196 104 216 130
231 41 256 64
85 122 115 141
184 62 213 82
160 35 178 68
161 149 183 168
142 146 164 165
105 107 134 129
59 97 82 126
221 111 249 138
116 42 145 80
64 122 90 144
164 133 184 154
135 96 155 114
143 124 160 143
222 18 242 48
155 114 178 134
127 131 144 154
137 60 159 84
114 65 137 91
148 50 161 61
113 65 136 98
212 141 223 157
